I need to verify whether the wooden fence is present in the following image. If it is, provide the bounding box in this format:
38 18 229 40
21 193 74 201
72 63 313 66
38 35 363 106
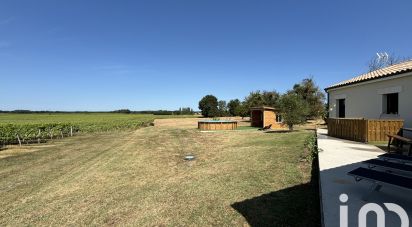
327 118 404 142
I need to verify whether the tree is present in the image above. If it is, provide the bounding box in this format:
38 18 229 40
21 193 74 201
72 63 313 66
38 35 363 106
261 91 280 108
292 78 325 119
243 90 280 111
218 100 228 117
227 99 240 116
113 109 131 114
368 53 410 72
279 92 309 130
177 107 193 115
198 95 219 117
235 103 249 118
244 91 264 108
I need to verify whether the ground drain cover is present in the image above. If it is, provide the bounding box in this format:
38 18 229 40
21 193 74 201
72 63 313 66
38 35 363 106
184 155 195 161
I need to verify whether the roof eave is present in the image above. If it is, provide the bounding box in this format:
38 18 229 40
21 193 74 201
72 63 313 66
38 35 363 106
250 106 277 111
325 69 412 92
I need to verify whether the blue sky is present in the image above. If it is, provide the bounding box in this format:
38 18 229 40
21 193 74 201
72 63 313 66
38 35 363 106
1 0 412 111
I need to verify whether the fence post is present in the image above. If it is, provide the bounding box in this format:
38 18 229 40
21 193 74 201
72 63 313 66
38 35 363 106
38 129 41 144
70 126 73 137
16 134 22 147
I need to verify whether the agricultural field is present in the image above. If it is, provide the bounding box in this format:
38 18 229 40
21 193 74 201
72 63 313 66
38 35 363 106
0 113 196 145
0 123 320 226
0 113 197 125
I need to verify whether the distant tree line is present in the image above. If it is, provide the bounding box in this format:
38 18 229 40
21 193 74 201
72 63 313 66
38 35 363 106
0 108 196 116
198 77 326 129
0 110 112 114
132 107 194 115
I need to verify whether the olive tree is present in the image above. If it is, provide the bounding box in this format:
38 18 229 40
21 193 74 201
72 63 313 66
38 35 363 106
292 78 325 119
279 92 309 130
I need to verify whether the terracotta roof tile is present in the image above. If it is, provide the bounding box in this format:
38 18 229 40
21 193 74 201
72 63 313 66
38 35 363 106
325 60 412 90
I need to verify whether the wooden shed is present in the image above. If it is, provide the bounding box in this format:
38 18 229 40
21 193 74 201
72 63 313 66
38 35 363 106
250 106 286 129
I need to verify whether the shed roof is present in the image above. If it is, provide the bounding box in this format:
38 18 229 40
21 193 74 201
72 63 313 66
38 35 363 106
250 106 278 111
325 60 412 91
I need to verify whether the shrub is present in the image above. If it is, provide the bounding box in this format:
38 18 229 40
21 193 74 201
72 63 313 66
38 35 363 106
304 133 318 162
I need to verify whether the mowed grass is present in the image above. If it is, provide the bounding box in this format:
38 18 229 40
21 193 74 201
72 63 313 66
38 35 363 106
0 127 319 226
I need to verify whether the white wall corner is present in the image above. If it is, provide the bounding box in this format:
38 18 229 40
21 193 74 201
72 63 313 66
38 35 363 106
377 93 383 116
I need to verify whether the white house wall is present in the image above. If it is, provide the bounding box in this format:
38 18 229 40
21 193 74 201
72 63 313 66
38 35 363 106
328 72 412 127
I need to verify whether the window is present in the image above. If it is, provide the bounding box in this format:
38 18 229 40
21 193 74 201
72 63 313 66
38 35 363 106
276 114 282 123
337 99 345 118
383 93 398 114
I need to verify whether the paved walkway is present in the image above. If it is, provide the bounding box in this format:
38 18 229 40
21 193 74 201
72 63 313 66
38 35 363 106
317 128 412 227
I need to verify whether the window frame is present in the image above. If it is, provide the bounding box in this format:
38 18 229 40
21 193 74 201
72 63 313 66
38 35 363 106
384 93 399 115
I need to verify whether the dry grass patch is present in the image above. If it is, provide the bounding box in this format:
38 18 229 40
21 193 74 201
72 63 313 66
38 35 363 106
0 126 319 226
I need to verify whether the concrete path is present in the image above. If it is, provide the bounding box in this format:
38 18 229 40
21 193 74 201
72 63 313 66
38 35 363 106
317 128 412 227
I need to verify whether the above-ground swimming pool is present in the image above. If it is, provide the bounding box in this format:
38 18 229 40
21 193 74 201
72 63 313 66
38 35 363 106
198 120 238 131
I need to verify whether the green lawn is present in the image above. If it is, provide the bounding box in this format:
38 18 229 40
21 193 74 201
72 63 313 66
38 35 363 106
0 127 320 226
